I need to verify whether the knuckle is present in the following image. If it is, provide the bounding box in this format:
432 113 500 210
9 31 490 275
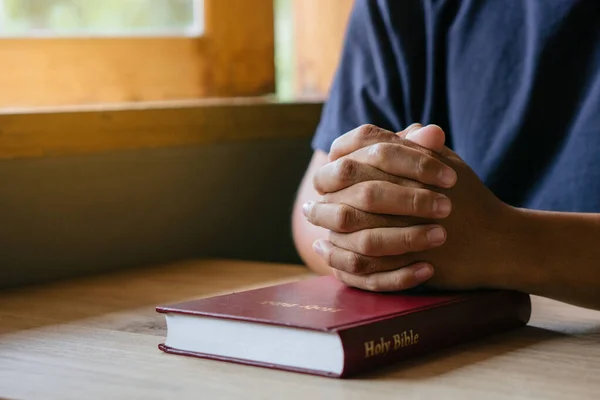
334 158 357 184
359 182 379 209
410 189 430 214
397 137 413 148
335 205 355 232
358 230 380 256
393 273 411 290
346 252 365 274
357 124 380 140
370 231 383 255
357 231 372 254
400 230 415 252
367 142 391 163
416 155 435 178
365 274 380 291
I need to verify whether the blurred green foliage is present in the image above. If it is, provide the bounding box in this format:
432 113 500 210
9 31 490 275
274 0 294 99
0 0 294 97
0 0 196 34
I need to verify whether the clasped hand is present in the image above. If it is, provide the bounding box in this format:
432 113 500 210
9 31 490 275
303 124 517 292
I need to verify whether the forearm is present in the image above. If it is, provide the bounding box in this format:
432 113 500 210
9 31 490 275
503 208 600 309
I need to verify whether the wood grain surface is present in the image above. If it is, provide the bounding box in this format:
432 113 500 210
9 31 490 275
1 259 600 399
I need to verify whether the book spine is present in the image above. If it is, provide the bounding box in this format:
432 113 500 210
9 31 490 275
338 291 531 377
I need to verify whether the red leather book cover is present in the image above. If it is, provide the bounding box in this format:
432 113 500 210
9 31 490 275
157 276 531 378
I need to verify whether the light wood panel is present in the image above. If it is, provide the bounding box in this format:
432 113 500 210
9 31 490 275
0 37 209 107
1 259 600 399
293 0 354 97
204 0 275 97
0 0 275 107
0 98 322 159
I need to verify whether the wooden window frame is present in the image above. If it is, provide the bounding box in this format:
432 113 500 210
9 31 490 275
0 0 275 108
0 1 359 160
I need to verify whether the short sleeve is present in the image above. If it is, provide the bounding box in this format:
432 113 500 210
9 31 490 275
311 0 426 153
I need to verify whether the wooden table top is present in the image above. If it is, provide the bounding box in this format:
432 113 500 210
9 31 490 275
1 259 600 400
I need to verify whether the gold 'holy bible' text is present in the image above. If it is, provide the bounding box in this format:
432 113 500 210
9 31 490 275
364 330 420 358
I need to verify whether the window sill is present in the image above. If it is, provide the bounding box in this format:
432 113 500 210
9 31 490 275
0 97 324 160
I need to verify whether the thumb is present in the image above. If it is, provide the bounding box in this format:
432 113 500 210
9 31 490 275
405 124 446 153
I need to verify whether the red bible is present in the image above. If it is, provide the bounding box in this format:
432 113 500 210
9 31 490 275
156 276 530 378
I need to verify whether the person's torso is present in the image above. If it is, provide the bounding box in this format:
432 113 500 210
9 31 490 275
383 0 600 211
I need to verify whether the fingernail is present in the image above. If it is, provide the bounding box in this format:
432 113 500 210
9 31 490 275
414 264 434 281
405 126 423 141
427 227 446 245
302 202 313 217
404 123 422 135
438 167 457 187
434 196 452 217
312 240 324 256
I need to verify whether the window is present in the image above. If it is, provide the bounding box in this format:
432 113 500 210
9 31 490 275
0 0 274 108
0 0 203 37
0 0 350 160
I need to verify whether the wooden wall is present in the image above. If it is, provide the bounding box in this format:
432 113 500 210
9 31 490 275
293 0 354 98
0 0 355 107
0 1 358 287
0 102 323 288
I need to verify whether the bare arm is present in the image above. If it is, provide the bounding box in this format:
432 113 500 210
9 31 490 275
300 125 600 310
509 208 600 309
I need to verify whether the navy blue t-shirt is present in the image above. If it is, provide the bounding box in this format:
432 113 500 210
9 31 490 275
312 0 600 212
